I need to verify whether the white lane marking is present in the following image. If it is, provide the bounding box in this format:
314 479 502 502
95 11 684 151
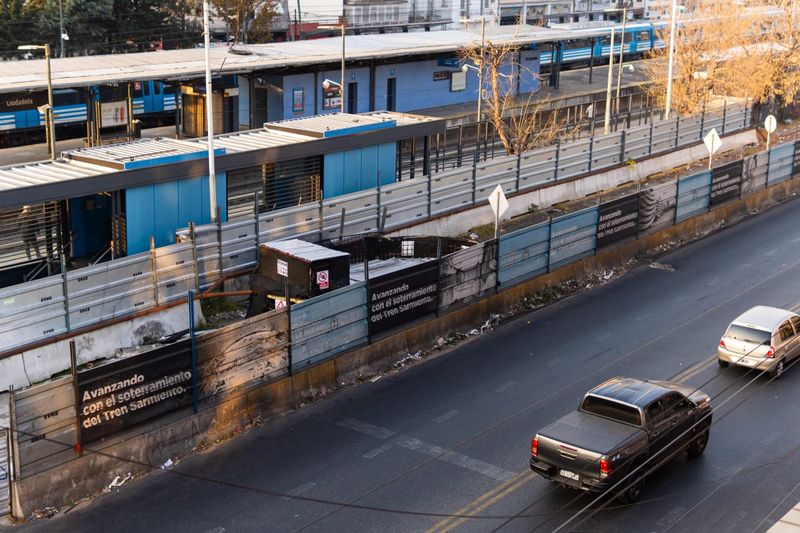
282 481 317 500
392 435 515 482
635 313 652 322
203 528 226 533
493 381 518 393
340 418 515 481
707 277 720 286
594 332 612 342
765 249 778 256
739 262 752 269
792 237 800 244
338 417 395 440
433 409 460 423
363 443 394 459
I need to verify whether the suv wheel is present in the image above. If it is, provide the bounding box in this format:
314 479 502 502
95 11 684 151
770 359 785 379
718 359 729 368
619 477 644 504
687 427 709 457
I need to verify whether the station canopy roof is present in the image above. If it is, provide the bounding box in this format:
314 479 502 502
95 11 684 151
1 25 605 93
0 111 437 208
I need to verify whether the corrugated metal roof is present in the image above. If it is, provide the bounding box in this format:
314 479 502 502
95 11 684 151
0 111 432 203
0 26 597 93
0 159 111 193
264 239 350 262
68 137 205 164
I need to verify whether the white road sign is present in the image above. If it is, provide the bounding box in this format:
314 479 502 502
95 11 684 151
703 128 722 156
764 115 777 133
488 185 509 218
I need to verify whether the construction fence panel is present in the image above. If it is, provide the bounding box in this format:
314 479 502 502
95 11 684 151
439 241 497 312
66 253 156 330
196 309 289 402
321 190 380 241
220 217 260 275
290 282 368 370
623 124 653 162
497 222 550 287
474 154 519 197
676 171 712 221
380 175 430 230
557 138 591 179
258 203 321 243
518 145 557 191
548 206 598 270
0 276 66 352
794 140 800 176
430 167 474 216
742 152 769 194
677 115 703 146
638 180 679 234
191 223 223 289
153 243 197 305
13 377 76 479
767 142 795 185
590 132 623 170
0 393 8 517
651 118 679 154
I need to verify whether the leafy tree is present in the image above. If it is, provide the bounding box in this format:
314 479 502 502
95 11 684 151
213 0 278 45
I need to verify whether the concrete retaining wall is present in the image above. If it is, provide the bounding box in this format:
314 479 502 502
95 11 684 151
0 303 200 391
11 171 799 518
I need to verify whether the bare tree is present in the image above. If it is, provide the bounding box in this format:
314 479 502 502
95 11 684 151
644 1 800 116
460 37 579 155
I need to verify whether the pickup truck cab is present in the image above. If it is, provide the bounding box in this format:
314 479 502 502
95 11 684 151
530 377 712 503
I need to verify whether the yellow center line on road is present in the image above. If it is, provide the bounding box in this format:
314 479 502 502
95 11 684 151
426 470 535 533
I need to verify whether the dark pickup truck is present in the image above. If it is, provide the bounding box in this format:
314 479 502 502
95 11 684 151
530 377 712 503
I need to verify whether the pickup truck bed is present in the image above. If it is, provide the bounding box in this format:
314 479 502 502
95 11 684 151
538 410 645 453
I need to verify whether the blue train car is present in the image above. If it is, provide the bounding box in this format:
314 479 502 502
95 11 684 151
0 80 179 147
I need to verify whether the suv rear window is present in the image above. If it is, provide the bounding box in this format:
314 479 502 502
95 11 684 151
581 395 642 426
726 325 771 344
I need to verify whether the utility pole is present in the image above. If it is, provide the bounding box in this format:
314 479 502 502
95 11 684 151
604 26 615 135
665 0 679 119
203 0 219 223
614 3 627 114
58 0 66 58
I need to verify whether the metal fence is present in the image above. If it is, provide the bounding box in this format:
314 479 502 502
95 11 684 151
0 101 756 354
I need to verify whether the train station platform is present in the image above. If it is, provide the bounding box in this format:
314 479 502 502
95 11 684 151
0 62 649 167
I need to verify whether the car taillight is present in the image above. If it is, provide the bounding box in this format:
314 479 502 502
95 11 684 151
765 347 775 358
531 436 539 457
600 457 612 479
719 339 726 348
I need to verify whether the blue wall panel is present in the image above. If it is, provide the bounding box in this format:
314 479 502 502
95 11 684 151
323 143 396 198
498 221 550 286
126 172 227 254
676 171 711 221
548 207 598 269
767 142 795 185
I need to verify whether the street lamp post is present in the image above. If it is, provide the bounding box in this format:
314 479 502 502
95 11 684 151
202 0 218 223
604 26 615 135
340 16 346 113
18 44 55 160
461 18 486 124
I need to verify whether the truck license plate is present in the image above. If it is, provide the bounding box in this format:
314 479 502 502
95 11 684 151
559 469 579 481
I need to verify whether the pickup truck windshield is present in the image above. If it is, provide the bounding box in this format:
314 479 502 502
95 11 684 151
581 395 642 426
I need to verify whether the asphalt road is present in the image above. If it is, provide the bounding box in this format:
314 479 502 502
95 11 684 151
17 198 800 532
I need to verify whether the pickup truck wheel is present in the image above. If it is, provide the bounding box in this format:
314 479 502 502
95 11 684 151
619 478 644 504
687 428 709 457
